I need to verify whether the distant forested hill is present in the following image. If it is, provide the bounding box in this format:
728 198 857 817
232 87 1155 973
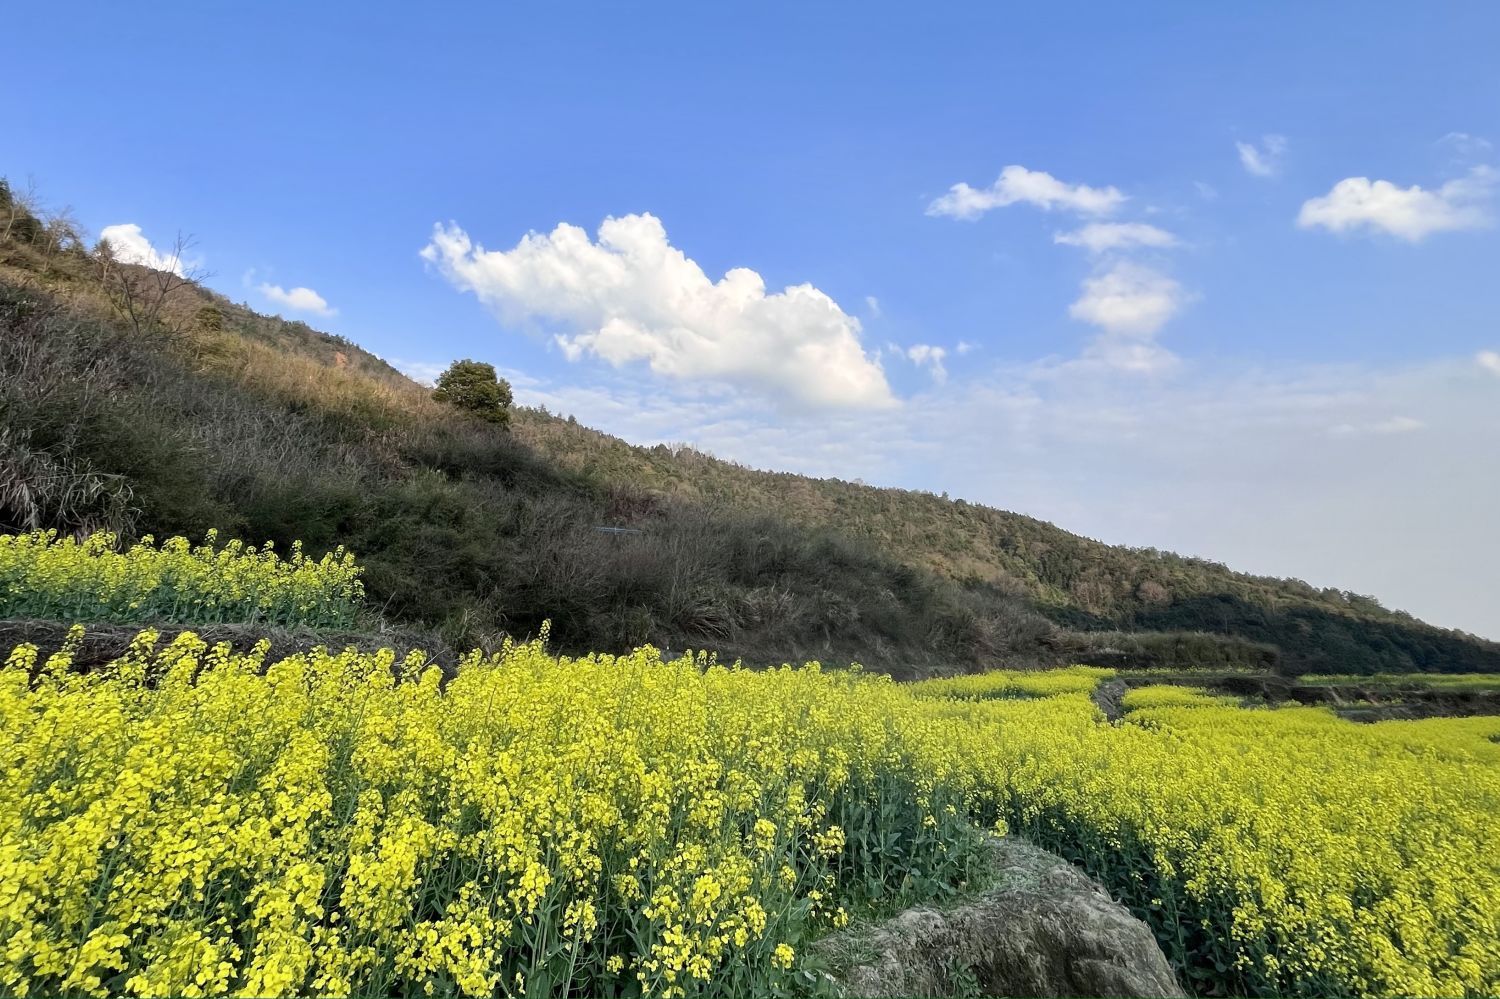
3 178 1496 675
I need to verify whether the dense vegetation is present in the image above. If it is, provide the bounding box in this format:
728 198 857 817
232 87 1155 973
2 520 1497 998
5 622 1497 997
0 531 364 629
3 177 1498 674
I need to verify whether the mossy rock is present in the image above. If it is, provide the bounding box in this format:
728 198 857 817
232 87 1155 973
817 836 1183 998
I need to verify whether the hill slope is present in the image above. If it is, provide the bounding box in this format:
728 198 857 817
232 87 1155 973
3 181 1496 675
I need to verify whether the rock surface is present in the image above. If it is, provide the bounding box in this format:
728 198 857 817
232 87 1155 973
1090 677 1127 722
819 836 1183 998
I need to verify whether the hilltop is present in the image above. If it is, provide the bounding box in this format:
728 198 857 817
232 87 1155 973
3 179 1497 676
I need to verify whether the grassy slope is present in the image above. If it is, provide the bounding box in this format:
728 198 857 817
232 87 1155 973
514 413 1500 673
3 187 1497 675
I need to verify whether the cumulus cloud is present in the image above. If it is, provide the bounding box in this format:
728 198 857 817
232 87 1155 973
956 340 978 355
97 223 186 275
1479 350 1500 375
258 283 336 316
1064 262 1186 375
1237 135 1287 177
904 344 948 383
926 165 1126 220
1297 167 1496 241
1053 222 1177 254
1068 262 1185 338
865 295 882 318
421 214 894 409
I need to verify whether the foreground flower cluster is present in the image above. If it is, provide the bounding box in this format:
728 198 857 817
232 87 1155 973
0 531 365 629
938 685 1500 997
2 631 1498 998
0 629 990 998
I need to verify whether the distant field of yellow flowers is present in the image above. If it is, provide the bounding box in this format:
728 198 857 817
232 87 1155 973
1 532 1498 998
0 531 365 628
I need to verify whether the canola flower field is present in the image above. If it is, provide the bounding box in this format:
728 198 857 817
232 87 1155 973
0 531 364 629
1300 672 1500 693
1 532 1498 998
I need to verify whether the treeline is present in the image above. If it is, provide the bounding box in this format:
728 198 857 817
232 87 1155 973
3 178 1497 675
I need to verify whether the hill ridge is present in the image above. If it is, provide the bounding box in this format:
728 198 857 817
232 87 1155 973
3 179 1496 675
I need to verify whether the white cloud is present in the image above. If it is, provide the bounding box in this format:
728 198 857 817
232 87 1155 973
956 340 978 355
97 223 186 276
1053 222 1178 254
1076 337 1181 376
926 165 1126 220
421 214 894 409
1194 181 1219 201
1478 350 1500 375
258 282 336 317
1297 167 1496 241
1439 132 1493 157
1064 262 1186 375
904 344 948 383
1237 135 1287 177
1068 262 1185 338
865 295 882 318
388 358 448 386
1330 415 1425 436
1373 415 1424 434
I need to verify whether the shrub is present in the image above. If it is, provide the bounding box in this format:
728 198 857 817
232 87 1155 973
432 359 513 426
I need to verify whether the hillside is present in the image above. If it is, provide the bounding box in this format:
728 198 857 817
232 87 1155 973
3 179 1498 675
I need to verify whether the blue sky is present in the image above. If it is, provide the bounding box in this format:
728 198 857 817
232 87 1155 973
6 3 1500 637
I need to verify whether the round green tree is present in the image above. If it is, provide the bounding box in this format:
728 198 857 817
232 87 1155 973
432 358 513 426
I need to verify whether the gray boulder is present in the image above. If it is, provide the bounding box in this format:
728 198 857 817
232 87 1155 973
819 836 1183 998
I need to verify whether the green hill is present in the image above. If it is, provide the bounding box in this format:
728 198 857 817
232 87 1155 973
3 178 1497 676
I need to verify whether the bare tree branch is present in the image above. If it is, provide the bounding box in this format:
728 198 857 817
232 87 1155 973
95 231 212 337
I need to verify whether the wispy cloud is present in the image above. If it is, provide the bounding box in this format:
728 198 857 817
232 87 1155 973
904 344 948 383
1439 132 1493 158
1330 415 1425 436
387 358 447 385
1053 222 1177 254
927 165 1126 220
1237 134 1287 177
